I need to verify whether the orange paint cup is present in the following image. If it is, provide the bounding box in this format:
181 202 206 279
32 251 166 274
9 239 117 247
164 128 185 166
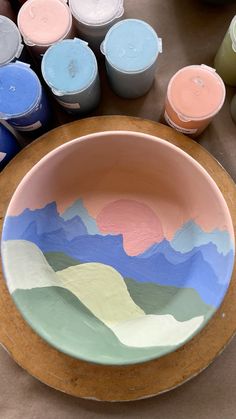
164 65 226 136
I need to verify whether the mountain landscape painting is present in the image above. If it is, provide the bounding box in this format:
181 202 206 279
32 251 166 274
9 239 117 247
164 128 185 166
2 196 234 364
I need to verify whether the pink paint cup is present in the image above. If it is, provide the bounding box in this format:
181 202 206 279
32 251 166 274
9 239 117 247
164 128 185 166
17 0 73 59
164 65 226 137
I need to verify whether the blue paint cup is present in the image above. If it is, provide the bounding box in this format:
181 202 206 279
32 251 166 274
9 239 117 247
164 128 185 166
41 38 100 114
0 62 51 132
101 19 162 99
0 123 21 171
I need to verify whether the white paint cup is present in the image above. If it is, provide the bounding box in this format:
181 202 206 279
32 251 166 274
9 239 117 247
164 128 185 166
69 0 124 53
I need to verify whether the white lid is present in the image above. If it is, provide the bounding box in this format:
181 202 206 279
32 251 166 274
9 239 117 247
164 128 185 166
229 15 236 52
69 0 124 26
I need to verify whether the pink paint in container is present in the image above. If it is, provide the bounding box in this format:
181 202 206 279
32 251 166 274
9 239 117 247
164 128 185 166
17 0 73 59
164 65 226 137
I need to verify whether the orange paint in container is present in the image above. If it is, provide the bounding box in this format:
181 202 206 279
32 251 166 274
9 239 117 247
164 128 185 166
164 65 226 136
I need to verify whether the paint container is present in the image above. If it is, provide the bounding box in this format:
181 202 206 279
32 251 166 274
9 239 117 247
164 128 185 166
69 0 124 53
101 19 162 99
214 16 236 86
41 38 100 114
0 62 51 133
230 94 236 123
0 123 21 171
0 16 24 66
164 65 226 136
17 0 73 59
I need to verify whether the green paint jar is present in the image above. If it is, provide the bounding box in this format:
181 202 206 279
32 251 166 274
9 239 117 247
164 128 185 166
214 16 236 86
230 93 236 123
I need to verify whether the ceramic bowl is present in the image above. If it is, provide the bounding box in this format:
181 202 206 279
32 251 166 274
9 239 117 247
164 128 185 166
1 131 235 365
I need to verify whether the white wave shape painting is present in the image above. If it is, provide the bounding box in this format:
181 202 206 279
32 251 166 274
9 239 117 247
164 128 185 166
2 240 204 348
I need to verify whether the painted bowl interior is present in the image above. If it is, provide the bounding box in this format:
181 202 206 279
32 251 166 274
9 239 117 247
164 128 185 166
1 131 235 365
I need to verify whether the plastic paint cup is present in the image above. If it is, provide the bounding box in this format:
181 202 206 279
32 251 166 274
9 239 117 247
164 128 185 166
101 19 162 99
41 38 100 114
230 94 236 123
0 123 21 171
17 0 73 59
164 65 226 136
0 62 51 133
69 0 124 53
0 16 24 66
214 16 236 86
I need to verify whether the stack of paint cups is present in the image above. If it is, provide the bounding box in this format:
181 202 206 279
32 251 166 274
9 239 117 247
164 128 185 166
0 16 24 66
18 0 73 59
69 0 124 53
214 15 236 86
164 65 226 136
101 19 162 99
0 123 21 171
0 62 51 133
42 38 100 114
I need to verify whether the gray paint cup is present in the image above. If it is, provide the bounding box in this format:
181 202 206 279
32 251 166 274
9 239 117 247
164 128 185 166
101 19 162 98
0 16 24 66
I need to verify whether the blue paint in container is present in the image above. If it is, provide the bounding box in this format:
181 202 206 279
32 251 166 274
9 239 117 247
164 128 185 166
0 123 21 171
41 38 100 114
0 62 51 132
101 19 162 98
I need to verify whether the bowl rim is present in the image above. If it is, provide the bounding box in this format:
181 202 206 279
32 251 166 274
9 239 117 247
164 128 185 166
1 130 235 366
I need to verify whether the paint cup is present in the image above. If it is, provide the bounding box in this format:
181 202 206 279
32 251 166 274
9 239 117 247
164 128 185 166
69 0 124 53
0 62 51 133
230 94 236 123
0 123 21 171
214 16 236 86
101 19 162 99
0 16 24 66
17 0 73 59
164 65 226 136
41 38 100 114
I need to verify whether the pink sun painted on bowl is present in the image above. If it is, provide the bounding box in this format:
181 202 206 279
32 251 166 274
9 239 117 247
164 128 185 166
96 199 164 256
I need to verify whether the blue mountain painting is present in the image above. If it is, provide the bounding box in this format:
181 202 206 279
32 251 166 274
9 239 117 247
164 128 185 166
2 201 234 307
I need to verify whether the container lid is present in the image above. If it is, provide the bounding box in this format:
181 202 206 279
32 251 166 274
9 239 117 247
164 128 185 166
101 19 162 73
229 15 236 52
0 62 41 119
41 39 98 95
167 65 226 121
0 16 23 66
18 0 72 47
69 0 124 26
